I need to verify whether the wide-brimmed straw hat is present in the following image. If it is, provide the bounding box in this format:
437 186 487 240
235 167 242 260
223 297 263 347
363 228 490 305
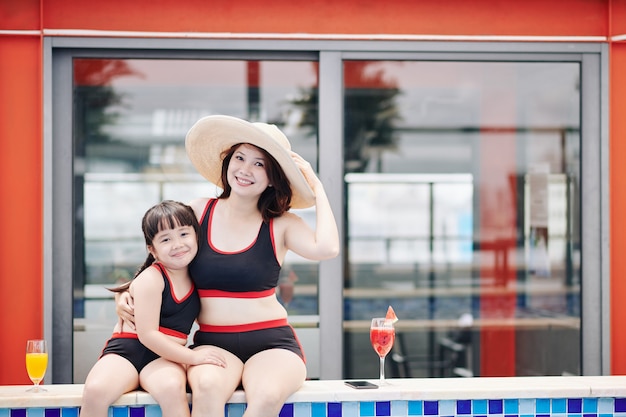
185 115 315 209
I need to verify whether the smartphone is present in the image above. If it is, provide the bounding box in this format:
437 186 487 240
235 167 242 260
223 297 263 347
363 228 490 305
344 380 378 389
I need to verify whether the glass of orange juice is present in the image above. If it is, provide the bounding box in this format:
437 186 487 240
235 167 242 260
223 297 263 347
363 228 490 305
25 339 48 392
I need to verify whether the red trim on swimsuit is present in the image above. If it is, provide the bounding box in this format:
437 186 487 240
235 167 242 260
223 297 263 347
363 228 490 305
158 326 187 339
112 332 139 339
112 327 187 339
199 318 288 333
198 288 275 298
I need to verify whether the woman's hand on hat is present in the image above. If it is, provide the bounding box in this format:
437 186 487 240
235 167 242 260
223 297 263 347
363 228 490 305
290 151 321 192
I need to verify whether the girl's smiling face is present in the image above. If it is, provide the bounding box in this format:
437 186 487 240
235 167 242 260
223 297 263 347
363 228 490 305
148 223 198 270
227 144 271 196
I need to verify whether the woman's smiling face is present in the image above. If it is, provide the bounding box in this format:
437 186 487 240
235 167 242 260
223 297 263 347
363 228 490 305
227 143 271 197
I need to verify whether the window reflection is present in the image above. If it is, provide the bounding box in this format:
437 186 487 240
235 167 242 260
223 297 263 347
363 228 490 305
343 60 581 378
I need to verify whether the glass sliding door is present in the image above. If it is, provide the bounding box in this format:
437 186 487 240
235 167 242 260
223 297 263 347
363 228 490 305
342 60 581 378
71 58 321 382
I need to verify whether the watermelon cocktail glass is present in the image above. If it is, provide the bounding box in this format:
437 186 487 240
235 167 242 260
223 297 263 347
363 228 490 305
370 317 395 385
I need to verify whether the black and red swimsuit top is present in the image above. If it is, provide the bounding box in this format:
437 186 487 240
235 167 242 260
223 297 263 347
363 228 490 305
188 199 281 298
154 262 200 338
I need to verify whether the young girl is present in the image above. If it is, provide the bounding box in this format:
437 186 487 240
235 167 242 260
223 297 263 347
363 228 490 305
80 200 226 417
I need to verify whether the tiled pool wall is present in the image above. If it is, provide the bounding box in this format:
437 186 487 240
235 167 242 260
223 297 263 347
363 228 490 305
2 397 625 417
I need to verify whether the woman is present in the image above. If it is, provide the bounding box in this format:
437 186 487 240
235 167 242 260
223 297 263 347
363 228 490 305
119 115 340 417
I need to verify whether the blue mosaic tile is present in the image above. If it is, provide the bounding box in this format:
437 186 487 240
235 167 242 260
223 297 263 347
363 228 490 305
228 403 245 417
615 399 626 413
600 414 613 417
584 399 598 413
328 403 341 417
598 399 613 414
474 400 488 415
505 399 519 414
504 414 518 417
569 399 583 413
553 400 567 414
280 403 294 417
521 414 534 417
537 400 551 413
407 401 422 416
537 414 551 417
44 409 60 417
342 402 358 417
360 402 375 417
129 408 144 417
458 400 472 415
583 413 597 417
10 409 26 417
519 399 534 414
440 400 455 416
424 401 438 416
375 402 390 416
312 403 327 417
391 401 407 416
27 408 43 417
61 409 78 417
112 407 127 417
144 405 161 417
489 400 504 414
0 409 8 417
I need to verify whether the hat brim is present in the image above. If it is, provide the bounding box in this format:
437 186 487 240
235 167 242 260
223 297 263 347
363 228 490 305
185 115 315 209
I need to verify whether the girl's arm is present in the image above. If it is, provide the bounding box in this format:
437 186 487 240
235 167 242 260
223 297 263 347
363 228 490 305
283 151 340 261
132 268 226 367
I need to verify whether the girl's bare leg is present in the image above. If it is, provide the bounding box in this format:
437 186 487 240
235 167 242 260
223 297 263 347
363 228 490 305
187 346 244 417
241 349 306 417
141 358 190 417
80 355 139 417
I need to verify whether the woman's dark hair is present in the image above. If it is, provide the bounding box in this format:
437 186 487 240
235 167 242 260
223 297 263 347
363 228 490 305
108 200 199 293
218 143 292 222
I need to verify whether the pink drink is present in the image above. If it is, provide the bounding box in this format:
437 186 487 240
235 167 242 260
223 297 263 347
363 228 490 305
370 326 395 357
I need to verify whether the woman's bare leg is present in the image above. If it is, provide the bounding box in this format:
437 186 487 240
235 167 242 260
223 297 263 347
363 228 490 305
187 346 244 417
241 349 306 417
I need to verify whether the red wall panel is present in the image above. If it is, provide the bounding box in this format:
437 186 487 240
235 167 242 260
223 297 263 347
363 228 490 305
0 36 43 384
610 41 626 375
37 0 606 37
0 0 41 30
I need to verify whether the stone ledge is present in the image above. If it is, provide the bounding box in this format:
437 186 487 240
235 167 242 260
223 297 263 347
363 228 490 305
3 376 626 409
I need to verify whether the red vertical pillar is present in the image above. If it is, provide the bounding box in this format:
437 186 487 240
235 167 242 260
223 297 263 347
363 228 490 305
0 35 43 384
478 77 518 377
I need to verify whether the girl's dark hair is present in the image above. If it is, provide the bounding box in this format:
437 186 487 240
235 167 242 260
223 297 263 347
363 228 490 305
218 143 292 222
108 200 199 293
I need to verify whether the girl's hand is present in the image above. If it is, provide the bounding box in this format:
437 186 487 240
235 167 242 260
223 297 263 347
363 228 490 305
115 291 136 330
191 346 227 367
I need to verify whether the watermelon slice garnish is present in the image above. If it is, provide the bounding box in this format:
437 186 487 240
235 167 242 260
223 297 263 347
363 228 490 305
385 305 398 324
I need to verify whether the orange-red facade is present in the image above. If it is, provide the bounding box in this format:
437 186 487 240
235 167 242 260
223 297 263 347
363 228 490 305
1 0 625 384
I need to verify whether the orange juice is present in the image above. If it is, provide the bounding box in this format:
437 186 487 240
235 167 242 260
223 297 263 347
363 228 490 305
26 352 48 382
